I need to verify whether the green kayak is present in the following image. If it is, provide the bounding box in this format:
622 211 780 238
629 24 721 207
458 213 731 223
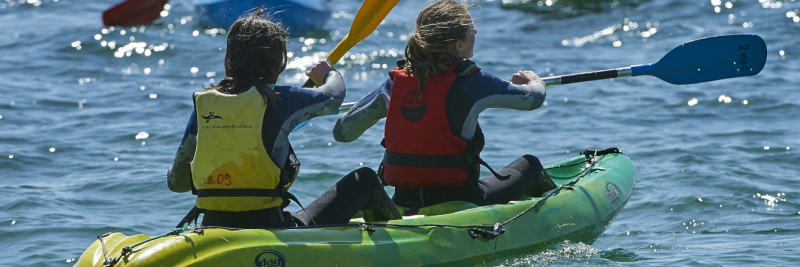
74 149 635 267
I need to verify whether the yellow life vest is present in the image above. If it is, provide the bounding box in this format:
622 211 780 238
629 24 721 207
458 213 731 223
190 88 287 212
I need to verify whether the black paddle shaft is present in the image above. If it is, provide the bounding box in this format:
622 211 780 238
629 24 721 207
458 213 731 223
542 67 632 86
559 69 620 85
302 78 315 88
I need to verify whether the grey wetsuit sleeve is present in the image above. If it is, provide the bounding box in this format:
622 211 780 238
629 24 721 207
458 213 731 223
167 134 195 193
460 72 546 140
478 80 546 110
268 71 345 165
332 78 392 142
512 80 546 109
301 71 346 118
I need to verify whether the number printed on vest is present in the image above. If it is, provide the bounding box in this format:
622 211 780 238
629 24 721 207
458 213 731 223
206 173 232 186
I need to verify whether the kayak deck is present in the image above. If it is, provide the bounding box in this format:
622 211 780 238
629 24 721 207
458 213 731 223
74 150 635 267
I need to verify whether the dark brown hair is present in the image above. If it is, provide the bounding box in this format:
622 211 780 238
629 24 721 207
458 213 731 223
207 9 287 107
404 0 473 98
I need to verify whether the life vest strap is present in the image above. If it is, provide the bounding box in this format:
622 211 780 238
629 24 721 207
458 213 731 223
384 151 510 181
384 151 474 168
196 188 285 198
473 157 511 181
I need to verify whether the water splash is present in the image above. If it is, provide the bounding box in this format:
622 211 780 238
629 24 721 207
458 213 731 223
484 241 599 266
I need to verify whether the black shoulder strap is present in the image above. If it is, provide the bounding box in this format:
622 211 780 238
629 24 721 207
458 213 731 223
190 179 198 195
175 206 203 228
279 143 300 188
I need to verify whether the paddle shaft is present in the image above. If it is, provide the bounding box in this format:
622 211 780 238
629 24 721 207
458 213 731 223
542 67 634 86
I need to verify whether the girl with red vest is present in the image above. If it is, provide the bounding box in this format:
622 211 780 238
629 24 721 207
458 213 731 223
168 11 400 229
333 0 557 209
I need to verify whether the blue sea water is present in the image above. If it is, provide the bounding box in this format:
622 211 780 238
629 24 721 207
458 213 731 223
1 0 798 266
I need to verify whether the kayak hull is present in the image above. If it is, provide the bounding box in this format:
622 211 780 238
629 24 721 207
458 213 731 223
194 0 332 33
74 152 636 267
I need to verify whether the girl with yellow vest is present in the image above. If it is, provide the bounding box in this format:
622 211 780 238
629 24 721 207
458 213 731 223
168 12 401 229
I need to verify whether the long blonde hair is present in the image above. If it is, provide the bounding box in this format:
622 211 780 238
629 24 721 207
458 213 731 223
404 0 473 99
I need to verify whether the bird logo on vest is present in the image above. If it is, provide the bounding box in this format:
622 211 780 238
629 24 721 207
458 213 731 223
401 91 427 122
201 111 223 123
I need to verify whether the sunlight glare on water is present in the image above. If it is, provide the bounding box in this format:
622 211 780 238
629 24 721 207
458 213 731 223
561 18 659 47
755 193 787 208
135 132 150 140
2 0 799 266
480 241 598 267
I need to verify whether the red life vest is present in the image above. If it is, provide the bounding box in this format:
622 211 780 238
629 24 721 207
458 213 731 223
382 60 505 188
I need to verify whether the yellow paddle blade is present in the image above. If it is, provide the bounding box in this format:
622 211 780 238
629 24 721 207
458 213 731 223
327 0 401 64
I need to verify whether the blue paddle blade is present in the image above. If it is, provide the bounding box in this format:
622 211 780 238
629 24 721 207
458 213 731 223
631 34 767 85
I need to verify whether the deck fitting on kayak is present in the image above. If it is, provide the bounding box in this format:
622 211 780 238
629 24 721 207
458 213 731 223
97 233 117 267
581 147 621 157
103 257 118 267
468 222 505 240
358 223 375 233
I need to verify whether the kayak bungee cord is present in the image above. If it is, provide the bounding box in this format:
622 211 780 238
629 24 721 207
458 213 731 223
464 147 616 240
96 149 621 266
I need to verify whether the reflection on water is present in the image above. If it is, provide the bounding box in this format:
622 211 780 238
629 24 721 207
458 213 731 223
478 241 600 267
755 192 786 209
560 18 659 47
2 0 800 266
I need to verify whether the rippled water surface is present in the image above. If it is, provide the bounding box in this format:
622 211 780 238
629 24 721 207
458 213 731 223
1 0 799 266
